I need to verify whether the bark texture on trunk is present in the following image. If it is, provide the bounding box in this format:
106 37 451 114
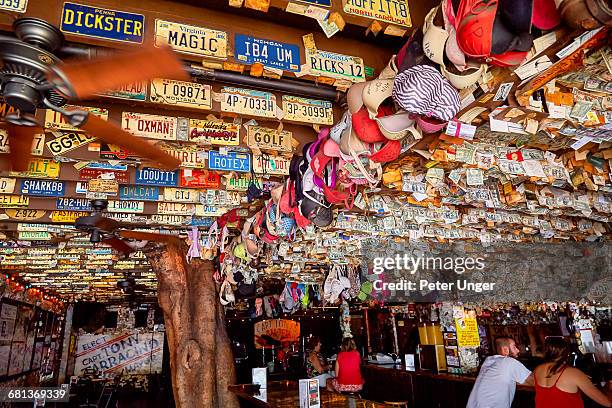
147 243 239 408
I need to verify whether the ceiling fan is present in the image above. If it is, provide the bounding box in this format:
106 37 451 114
0 17 184 171
74 199 183 254
117 273 156 294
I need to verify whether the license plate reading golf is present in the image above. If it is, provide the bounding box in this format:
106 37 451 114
221 87 277 118
208 151 251 173
150 78 212 110
235 34 300 72
282 96 333 125
122 112 177 140
306 50 365 82
155 19 227 59
20 179 66 197
247 126 293 152
135 168 179 186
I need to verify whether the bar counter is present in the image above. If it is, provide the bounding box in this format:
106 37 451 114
362 363 609 408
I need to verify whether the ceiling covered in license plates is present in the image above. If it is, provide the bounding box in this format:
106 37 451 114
0 0 611 305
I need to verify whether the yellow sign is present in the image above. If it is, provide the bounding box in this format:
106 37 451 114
157 202 196 215
51 211 89 223
163 188 201 203
44 105 109 131
150 78 212 110
0 178 16 194
0 195 29 208
9 159 61 179
88 179 119 194
282 96 334 125
247 126 293 152
154 19 228 60
342 0 411 27
455 310 480 347
188 119 240 146
5 209 46 221
46 132 97 155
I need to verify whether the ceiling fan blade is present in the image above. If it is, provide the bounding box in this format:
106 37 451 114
3 123 40 171
119 230 182 245
74 214 119 233
77 114 180 170
102 237 134 255
53 45 188 100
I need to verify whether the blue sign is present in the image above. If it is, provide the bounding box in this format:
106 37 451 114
86 162 128 171
296 0 331 5
188 217 214 227
235 34 301 72
135 168 178 186
119 185 160 201
60 2 145 44
20 180 65 197
56 197 92 211
208 151 251 173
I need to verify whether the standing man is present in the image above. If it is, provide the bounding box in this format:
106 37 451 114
467 337 534 408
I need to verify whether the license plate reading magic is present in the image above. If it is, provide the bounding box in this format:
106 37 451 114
306 50 365 82
235 34 300 72
282 96 333 125
208 151 251 173
0 0 27 12
343 0 412 27
221 87 277 118
122 112 177 140
60 2 145 43
150 78 212 110
155 19 227 59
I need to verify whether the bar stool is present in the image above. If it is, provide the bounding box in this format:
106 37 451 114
383 401 409 408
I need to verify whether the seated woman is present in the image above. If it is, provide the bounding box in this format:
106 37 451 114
306 336 332 388
330 337 364 393
534 337 611 408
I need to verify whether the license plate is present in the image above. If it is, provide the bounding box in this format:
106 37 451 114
100 81 147 101
342 0 412 27
122 112 177 140
235 34 300 72
282 96 333 125
187 216 214 227
188 119 239 146
306 49 365 82
119 185 160 201
0 129 8 153
0 0 27 13
87 179 119 193
20 179 65 197
9 159 61 180
86 162 128 171
18 231 51 241
50 211 89 223
208 150 251 172
46 132 97 155
135 167 179 186
157 202 195 215
154 19 227 59
61 2 145 43
221 87 277 118
226 174 252 191
179 169 221 188
79 168 130 184
99 143 139 161
195 204 226 217
158 143 206 168
5 209 46 221
31 133 45 156
253 155 291 175
44 105 108 131
150 78 212 110
163 187 200 203
107 200 145 213
0 178 16 194
150 214 186 226
247 126 293 152
56 197 92 211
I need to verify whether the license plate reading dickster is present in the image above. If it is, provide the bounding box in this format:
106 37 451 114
235 34 301 72
282 95 333 125
208 151 251 173
221 87 277 118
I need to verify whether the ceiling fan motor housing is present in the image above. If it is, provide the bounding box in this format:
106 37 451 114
0 18 67 113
